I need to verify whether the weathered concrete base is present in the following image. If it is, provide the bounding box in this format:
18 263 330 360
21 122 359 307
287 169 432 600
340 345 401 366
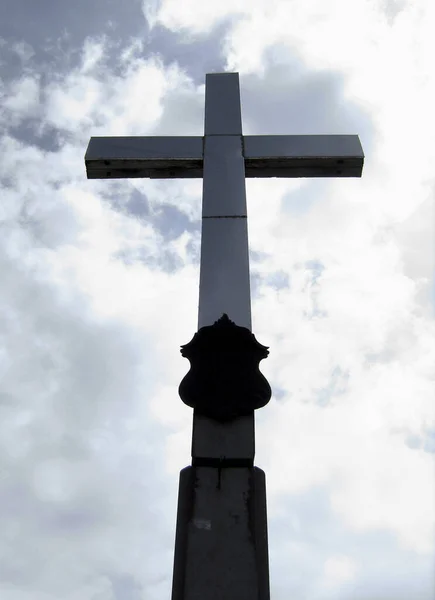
191 411 255 466
171 466 270 600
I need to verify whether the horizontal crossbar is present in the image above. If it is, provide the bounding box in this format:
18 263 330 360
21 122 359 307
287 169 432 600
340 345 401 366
85 134 364 179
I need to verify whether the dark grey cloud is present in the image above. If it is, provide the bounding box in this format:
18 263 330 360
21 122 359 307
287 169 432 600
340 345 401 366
406 428 435 454
264 269 291 290
111 573 143 600
0 7 141 153
152 201 198 239
382 0 407 24
241 48 374 156
0 0 146 74
1 0 229 96
9 122 63 153
146 21 230 85
97 183 200 271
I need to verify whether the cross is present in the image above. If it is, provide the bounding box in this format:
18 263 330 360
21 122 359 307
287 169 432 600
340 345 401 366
85 73 363 600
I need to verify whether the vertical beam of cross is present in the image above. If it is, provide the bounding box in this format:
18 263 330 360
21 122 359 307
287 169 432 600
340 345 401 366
198 73 251 330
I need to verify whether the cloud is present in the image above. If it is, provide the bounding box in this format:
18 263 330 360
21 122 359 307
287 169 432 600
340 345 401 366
322 555 358 591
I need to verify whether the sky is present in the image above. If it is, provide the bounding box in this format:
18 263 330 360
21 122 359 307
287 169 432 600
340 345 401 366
0 0 434 599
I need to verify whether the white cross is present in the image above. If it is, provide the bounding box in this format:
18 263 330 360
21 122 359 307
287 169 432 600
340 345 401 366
85 72 363 332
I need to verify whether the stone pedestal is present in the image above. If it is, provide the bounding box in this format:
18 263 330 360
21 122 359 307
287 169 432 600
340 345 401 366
171 466 270 600
191 412 255 467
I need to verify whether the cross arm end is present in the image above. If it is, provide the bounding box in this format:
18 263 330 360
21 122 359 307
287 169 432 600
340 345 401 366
243 134 364 178
85 136 204 180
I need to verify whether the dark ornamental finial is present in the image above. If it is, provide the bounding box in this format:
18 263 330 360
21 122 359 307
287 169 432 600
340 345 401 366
178 313 271 421
215 313 234 325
